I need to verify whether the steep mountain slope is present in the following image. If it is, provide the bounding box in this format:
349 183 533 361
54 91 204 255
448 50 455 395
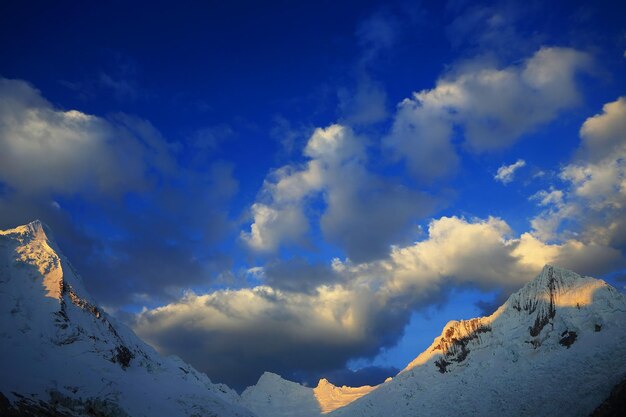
330 265 626 417
0 221 256 417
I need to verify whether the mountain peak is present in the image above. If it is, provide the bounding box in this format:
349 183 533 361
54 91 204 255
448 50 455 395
401 264 623 375
1 219 50 240
507 264 608 317
26 218 46 233
332 266 626 417
1 221 255 417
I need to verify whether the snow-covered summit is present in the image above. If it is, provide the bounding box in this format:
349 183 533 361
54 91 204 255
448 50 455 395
0 219 87 301
331 264 626 417
0 221 255 417
401 264 623 374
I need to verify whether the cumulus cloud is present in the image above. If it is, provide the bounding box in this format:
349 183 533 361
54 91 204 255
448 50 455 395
0 78 174 195
137 215 622 389
243 203 310 252
578 97 626 161
260 258 341 294
385 47 593 181
494 159 526 184
531 97 626 249
242 124 434 261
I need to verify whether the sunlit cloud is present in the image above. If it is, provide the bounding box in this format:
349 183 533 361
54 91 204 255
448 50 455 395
385 47 593 181
531 97 626 245
242 124 433 261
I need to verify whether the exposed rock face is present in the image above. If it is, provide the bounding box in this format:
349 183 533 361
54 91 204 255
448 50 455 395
0 221 255 417
429 318 492 371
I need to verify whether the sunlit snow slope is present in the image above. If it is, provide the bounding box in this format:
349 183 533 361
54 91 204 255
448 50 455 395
0 221 256 417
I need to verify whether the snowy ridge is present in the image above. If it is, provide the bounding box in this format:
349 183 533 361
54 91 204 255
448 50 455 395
0 221 255 417
240 373 377 417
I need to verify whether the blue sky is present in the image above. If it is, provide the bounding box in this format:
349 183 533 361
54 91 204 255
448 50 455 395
1 0 626 390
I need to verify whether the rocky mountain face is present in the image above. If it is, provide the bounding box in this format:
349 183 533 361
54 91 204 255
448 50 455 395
0 221 255 417
1 221 625 417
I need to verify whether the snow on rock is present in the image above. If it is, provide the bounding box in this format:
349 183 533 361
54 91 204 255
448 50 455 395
0 220 256 417
313 379 376 414
330 264 626 417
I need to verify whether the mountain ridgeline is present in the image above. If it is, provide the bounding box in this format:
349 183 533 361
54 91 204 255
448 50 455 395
1 221 625 416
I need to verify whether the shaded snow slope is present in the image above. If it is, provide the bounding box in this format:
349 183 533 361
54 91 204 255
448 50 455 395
330 265 626 417
0 221 256 417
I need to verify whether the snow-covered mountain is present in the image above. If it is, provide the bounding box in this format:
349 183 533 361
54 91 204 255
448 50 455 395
0 220 255 417
2 220 625 416
243 265 626 417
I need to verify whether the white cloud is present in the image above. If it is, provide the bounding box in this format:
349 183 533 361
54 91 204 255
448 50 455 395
241 125 352 252
385 47 593 181
242 124 433 261
494 159 526 184
241 203 310 252
531 97 626 244
579 97 626 161
0 77 174 196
